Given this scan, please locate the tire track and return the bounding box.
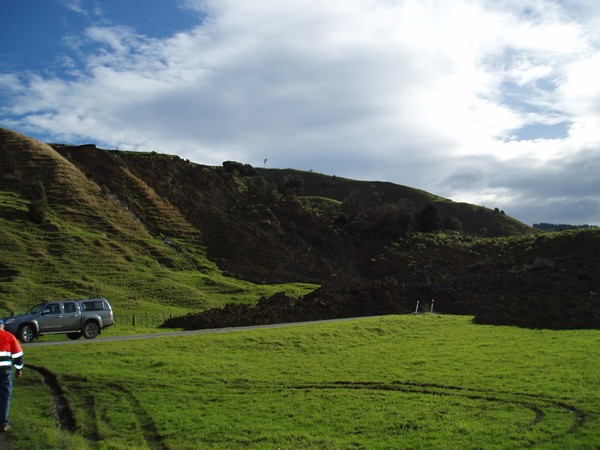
[27,366,168,450]
[27,365,77,432]
[282,380,585,442]
[390,380,586,432]
[23,318,587,448]
[26,365,586,448]
[106,382,169,450]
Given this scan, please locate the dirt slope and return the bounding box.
[1,127,598,329]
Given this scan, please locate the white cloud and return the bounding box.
[559,53,600,142]
[85,26,134,55]
[59,0,85,14]
[2,0,600,224]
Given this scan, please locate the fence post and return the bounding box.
[132,314,136,327]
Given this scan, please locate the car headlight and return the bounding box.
[4,318,14,325]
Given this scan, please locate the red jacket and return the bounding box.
[0,329,24,370]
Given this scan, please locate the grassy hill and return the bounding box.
[0,128,315,316]
[1,127,598,329]
[256,168,532,236]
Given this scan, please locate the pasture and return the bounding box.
[9,314,600,449]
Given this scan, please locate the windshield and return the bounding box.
[27,303,46,314]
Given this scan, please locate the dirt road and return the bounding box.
[24,316,375,347]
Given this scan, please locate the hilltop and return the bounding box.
[1,127,598,329]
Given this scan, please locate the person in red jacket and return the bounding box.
[0,318,24,432]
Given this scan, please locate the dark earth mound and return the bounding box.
[2,128,597,330]
[164,230,600,330]
[54,144,600,330]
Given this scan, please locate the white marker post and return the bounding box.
[414,300,420,315]
[431,299,434,314]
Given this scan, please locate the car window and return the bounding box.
[64,302,77,313]
[28,303,46,314]
[82,301,104,311]
[44,303,60,314]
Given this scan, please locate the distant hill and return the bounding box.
[1,127,598,329]
[533,223,597,232]
[257,168,532,236]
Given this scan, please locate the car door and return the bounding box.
[60,301,82,331]
[37,302,63,331]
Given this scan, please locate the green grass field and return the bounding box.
[7,314,599,449]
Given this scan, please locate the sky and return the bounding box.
[1,0,599,226]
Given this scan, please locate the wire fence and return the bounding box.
[113,312,175,328]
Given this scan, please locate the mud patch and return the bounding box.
[27,365,77,432]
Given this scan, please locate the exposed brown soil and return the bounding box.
[52,142,600,330]
[164,229,600,330]
[1,127,598,330]
[27,365,77,432]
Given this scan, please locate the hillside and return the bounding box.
[0,128,315,316]
[257,168,532,236]
[1,127,598,329]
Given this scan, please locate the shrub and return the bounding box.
[278,174,304,199]
[222,161,258,176]
[341,189,414,236]
[443,215,463,233]
[28,181,47,224]
[415,203,441,232]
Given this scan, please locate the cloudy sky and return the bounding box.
[1,0,600,225]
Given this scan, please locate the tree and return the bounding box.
[222,161,257,176]
[367,200,415,236]
[341,187,383,219]
[415,203,441,232]
[278,174,304,200]
[247,176,277,202]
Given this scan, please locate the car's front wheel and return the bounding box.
[17,324,35,343]
[82,321,99,339]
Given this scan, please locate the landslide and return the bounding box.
[165,229,600,330]
[54,144,533,287]
[3,127,597,329]
[49,140,600,330]
[55,145,355,285]
[0,127,218,313]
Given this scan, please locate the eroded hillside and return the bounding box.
[1,127,598,328]
[0,128,315,314]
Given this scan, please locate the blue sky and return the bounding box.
[1,0,600,226]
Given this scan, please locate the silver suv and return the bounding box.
[3,297,114,343]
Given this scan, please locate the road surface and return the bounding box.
[24,316,382,346]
